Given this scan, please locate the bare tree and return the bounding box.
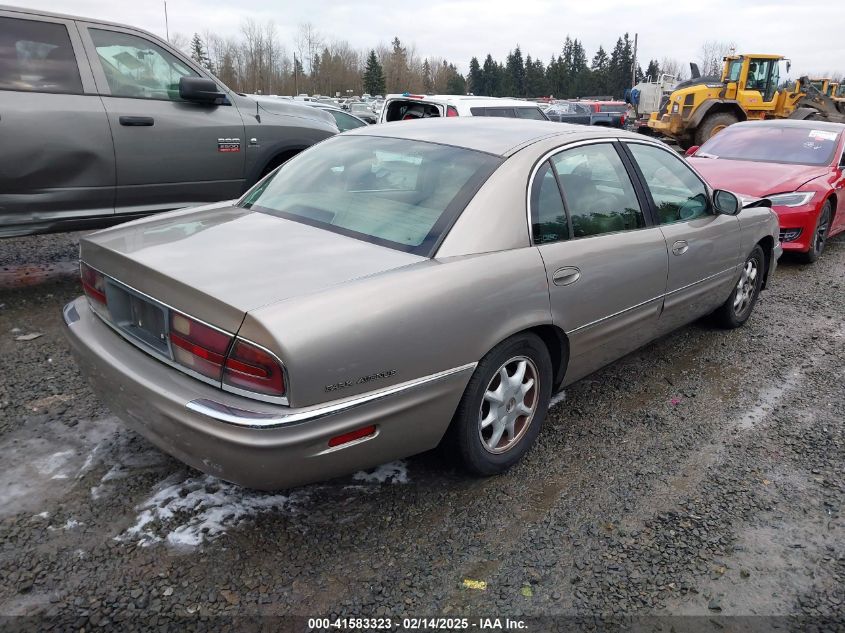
[698,41,736,78]
[296,23,322,76]
[659,57,687,81]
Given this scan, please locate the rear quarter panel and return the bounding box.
[238,248,551,408]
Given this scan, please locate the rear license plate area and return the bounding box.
[105,283,169,356]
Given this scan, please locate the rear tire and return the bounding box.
[797,201,832,264]
[450,333,553,476]
[713,245,766,329]
[695,112,739,146]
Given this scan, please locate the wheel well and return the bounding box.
[757,235,775,289]
[695,102,747,128]
[259,148,303,178]
[826,192,838,226]
[525,324,569,390]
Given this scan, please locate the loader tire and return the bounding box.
[695,112,739,146]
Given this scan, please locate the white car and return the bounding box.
[379,95,549,123]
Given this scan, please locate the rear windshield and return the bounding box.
[598,104,626,113]
[699,125,841,166]
[238,136,501,255]
[384,99,441,121]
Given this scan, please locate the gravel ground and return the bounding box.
[0,231,843,632]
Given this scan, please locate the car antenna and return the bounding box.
[254,100,261,123]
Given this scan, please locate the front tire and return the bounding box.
[713,244,765,329]
[450,333,553,476]
[796,201,832,264]
[695,112,739,146]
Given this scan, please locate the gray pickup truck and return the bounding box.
[0,5,338,237]
[545,100,627,128]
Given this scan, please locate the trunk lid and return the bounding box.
[81,203,425,333]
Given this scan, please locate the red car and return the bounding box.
[687,120,845,263]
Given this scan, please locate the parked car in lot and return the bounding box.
[0,5,338,237]
[305,102,369,132]
[347,101,378,124]
[545,101,594,125]
[578,100,628,127]
[688,120,845,263]
[379,94,548,122]
[64,118,781,490]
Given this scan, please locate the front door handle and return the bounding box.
[119,116,155,126]
[672,240,689,256]
[552,266,581,286]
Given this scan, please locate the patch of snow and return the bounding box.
[48,518,82,531]
[34,512,49,519]
[549,390,566,408]
[118,474,308,548]
[33,450,74,477]
[352,461,409,484]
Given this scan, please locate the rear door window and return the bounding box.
[470,107,516,117]
[515,107,548,120]
[550,143,646,238]
[0,16,82,93]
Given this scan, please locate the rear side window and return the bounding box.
[330,109,366,132]
[530,161,569,244]
[515,107,548,120]
[0,17,82,93]
[550,143,645,238]
[470,107,515,117]
[89,28,197,101]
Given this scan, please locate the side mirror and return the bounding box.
[713,189,741,215]
[684,145,700,157]
[179,76,224,104]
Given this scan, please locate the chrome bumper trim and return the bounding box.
[186,362,477,429]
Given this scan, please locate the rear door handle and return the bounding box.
[552,266,581,286]
[119,116,154,126]
[672,240,689,256]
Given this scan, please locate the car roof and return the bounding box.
[384,95,544,108]
[1,4,144,30]
[732,119,845,133]
[343,117,635,157]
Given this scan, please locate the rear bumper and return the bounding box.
[63,297,473,490]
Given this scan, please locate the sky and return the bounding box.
[15,0,845,78]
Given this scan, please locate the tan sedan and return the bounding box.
[64,118,781,489]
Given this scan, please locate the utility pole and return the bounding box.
[164,0,170,42]
[293,53,299,95]
[632,32,638,87]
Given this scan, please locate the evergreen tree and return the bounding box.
[422,59,434,93]
[505,45,526,97]
[445,63,466,94]
[362,50,386,96]
[467,57,482,95]
[189,33,211,70]
[524,55,547,97]
[645,59,660,80]
[591,45,610,95]
[480,54,499,96]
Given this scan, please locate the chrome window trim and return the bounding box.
[186,362,478,429]
[565,294,664,335]
[526,136,648,245]
[83,263,290,406]
[621,137,715,198]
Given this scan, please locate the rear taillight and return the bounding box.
[80,262,107,306]
[223,339,286,398]
[169,311,233,381]
[620,113,626,126]
[446,106,459,117]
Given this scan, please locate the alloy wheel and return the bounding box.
[814,207,831,255]
[733,259,758,316]
[478,356,539,454]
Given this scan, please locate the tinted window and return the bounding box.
[0,17,82,93]
[697,124,840,166]
[531,161,569,244]
[89,29,198,101]
[239,136,501,255]
[598,104,626,113]
[550,144,645,238]
[471,107,516,117]
[628,143,710,224]
[515,107,548,120]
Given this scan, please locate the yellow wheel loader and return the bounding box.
[647,55,845,149]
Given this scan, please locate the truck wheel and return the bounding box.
[695,112,738,146]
